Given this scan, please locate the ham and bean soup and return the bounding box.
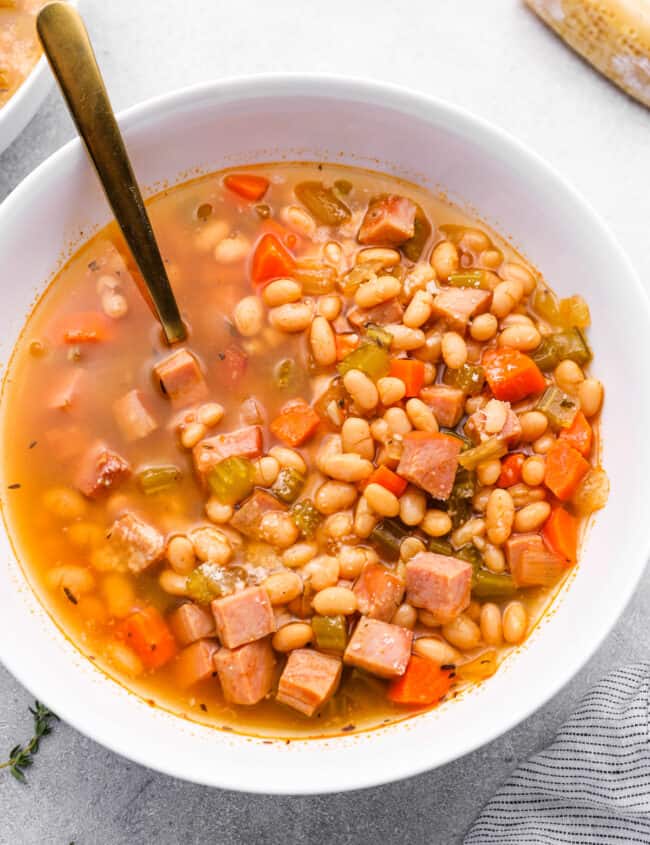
[1,163,608,738]
[0,0,45,108]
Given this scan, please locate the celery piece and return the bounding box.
[295,181,351,225]
[272,467,305,503]
[446,271,485,290]
[365,323,393,349]
[447,469,476,529]
[428,537,454,556]
[471,570,517,599]
[532,285,561,326]
[312,615,347,652]
[334,179,353,195]
[536,385,579,430]
[444,363,485,396]
[208,456,254,505]
[137,465,181,495]
[338,341,390,381]
[458,438,508,471]
[290,498,322,538]
[369,518,410,560]
[456,649,497,682]
[314,377,350,424]
[530,328,592,372]
[402,206,432,262]
[340,260,385,294]
[274,358,298,389]
[294,259,337,295]
[456,544,483,573]
[186,563,247,604]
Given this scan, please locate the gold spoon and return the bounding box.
[37,2,186,345]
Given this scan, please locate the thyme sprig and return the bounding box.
[0,701,58,783]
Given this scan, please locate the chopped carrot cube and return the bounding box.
[59,312,112,344]
[543,506,579,563]
[270,399,321,447]
[335,333,360,361]
[544,440,590,501]
[497,453,525,488]
[389,359,425,397]
[387,655,454,706]
[224,173,269,202]
[482,348,546,402]
[117,606,177,670]
[250,234,295,288]
[559,410,593,457]
[364,465,407,497]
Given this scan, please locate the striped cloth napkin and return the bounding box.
[464,663,650,844]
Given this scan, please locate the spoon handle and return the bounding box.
[37,2,186,345]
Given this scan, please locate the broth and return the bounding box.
[1,163,606,738]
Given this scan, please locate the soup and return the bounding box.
[0,0,45,109]
[1,163,608,738]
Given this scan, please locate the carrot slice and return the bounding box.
[365,465,408,497]
[544,440,590,501]
[270,399,320,447]
[59,312,112,344]
[387,655,454,706]
[389,359,425,397]
[497,453,525,488]
[482,348,546,402]
[543,505,579,563]
[117,606,177,670]
[224,173,269,202]
[250,234,295,288]
[335,333,360,361]
[559,410,593,457]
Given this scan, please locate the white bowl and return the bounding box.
[0,75,648,794]
[0,0,77,154]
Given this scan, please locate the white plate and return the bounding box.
[0,75,648,794]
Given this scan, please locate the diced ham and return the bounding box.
[465,399,522,445]
[358,195,417,246]
[112,389,158,442]
[214,638,275,705]
[215,343,248,388]
[347,299,404,329]
[276,649,342,716]
[153,348,208,407]
[420,385,465,428]
[174,639,220,689]
[75,440,131,498]
[211,586,275,649]
[353,564,405,622]
[406,552,472,624]
[106,512,165,574]
[47,368,85,411]
[344,617,413,678]
[506,533,565,587]
[168,602,216,646]
[193,425,263,483]
[397,431,461,500]
[431,288,492,332]
[229,489,287,539]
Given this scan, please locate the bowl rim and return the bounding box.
[0,0,79,153]
[1,72,649,793]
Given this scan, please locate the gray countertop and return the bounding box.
[1,1,648,842]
